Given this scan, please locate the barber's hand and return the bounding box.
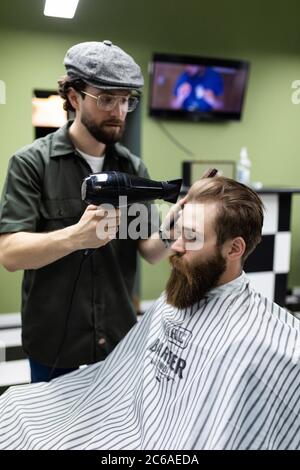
[159,168,218,244]
[160,195,188,242]
[70,205,120,250]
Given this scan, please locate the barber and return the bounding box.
[0,41,178,382]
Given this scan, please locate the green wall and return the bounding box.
[0,4,300,312]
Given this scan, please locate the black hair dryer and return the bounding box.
[81,171,182,256]
[81,171,182,207]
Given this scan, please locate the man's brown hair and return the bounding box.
[187,176,264,262]
[57,75,87,112]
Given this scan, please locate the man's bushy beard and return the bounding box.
[81,113,125,144]
[166,248,227,309]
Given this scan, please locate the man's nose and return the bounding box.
[110,100,124,118]
[171,236,186,254]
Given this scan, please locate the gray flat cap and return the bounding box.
[64,40,144,91]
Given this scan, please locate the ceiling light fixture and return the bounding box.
[44,0,80,19]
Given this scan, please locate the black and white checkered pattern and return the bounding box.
[244,191,292,306]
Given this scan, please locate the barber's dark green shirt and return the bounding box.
[0,122,158,367]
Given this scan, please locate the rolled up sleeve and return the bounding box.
[0,154,42,233]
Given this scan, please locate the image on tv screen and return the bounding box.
[149,54,249,121]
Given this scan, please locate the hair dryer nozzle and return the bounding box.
[162,179,183,203]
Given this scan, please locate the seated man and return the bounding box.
[0,177,299,450]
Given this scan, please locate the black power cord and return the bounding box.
[156,121,195,157]
[48,252,90,380]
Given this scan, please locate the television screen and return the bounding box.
[149,53,250,121]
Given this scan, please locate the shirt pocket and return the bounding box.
[39,198,85,230]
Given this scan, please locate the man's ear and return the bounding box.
[224,237,246,261]
[67,88,80,111]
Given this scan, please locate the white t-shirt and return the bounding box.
[76,148,105,173]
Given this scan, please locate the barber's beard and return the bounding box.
[166,249,227,309]
[81,113,125,144]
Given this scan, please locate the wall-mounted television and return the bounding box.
[148,53,250,122]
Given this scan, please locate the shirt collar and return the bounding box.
[49,120,76,158]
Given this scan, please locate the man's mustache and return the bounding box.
[169,254,191,279]
[102,120,124,126]
[169,253,184,267]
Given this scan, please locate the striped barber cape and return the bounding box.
[0,272,299,450]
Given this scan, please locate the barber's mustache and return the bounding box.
[102,120,124,126]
